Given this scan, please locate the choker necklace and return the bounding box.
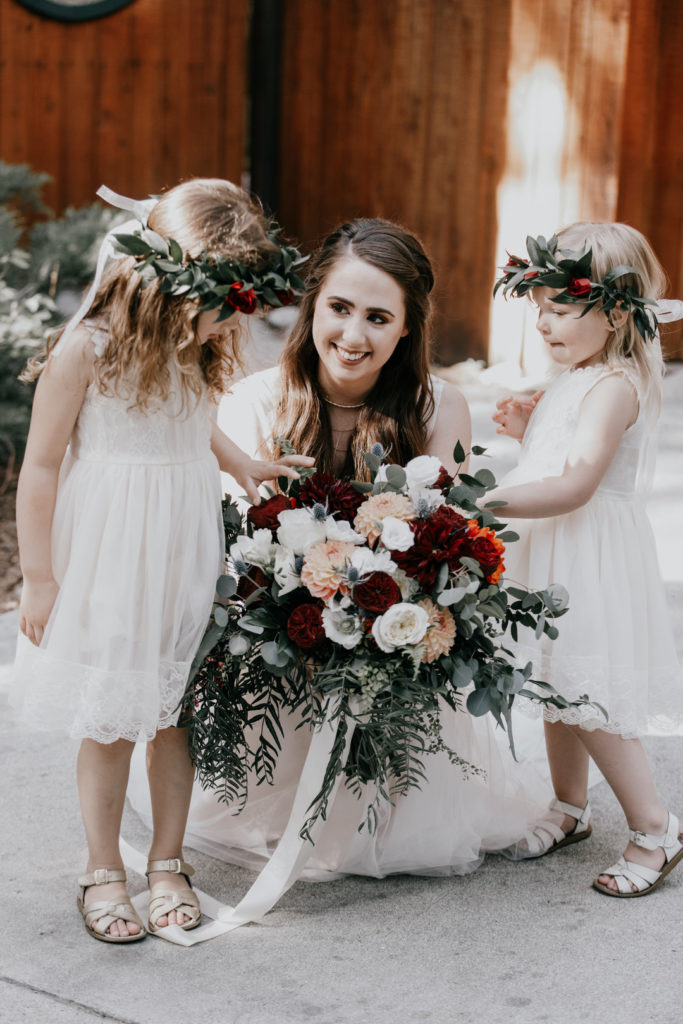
[322,395,366,409]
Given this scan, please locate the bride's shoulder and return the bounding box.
[224,365,282,404]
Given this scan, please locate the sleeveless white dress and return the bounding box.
[501,364,683,738]
[10,324,224,743]
[125,366,554,879]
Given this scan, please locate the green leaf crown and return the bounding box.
[111,225,309,322]
[494,234,658,342]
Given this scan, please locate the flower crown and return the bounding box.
[112,225,309,322]
[493,234,658,342]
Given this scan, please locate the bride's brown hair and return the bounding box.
[272,218,435,478]
[24,178,277,409]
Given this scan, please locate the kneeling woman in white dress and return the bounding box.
[130,217,552,879]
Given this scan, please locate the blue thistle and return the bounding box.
[311,502,328,521]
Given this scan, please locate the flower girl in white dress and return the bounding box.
[490,222,683,896]
[12,179,311,942]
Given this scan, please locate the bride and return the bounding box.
[129,217,552,878]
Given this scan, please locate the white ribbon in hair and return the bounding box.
[51,186,158,356]
[654,299,683,323]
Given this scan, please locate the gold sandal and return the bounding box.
[146,858,201,933]
[77,868,147,943]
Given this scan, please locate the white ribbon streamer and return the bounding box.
[51,185,157,356]
[121,700,356,945]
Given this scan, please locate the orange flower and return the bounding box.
[466,520,506,584]
[418,597,457,663]
[300,540,357,601]
[353,493,415,546]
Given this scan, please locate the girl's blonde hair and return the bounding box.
[24,178,277,408]
[556,221,666,411]
[271,218,435,480]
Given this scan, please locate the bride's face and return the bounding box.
[311,256,408,400]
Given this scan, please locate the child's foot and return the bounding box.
[593,812,683,897]
[78,868,146,942]
[146,858,201,932]
[506,798,591,859]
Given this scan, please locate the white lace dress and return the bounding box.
[501,365,683,738]
[10,326,224,743]
[127,366,554,879]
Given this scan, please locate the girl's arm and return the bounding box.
[17,333,93,644]
[209,420,314,504]
[425,381,472,474]
[486,373,638,519]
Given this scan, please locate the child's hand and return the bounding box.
[19,578,59,646]
[492,392,543,440]
[236,454,316,505]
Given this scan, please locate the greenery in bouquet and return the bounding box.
[184,443,594,837]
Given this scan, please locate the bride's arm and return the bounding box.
[424,381,472,474]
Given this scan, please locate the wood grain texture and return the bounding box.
[0,0,249,211]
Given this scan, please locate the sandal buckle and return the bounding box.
[631,829,648,848]
[167,858,182,874]
[93,868,111,884]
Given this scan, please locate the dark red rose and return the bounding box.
[435,465,454,494]
[247,493,293,533]
[505,254,526,268]
[353,572,402,615]
[392,506,469,589]
[523,270,538,280]
[237,566,270,600]
[567,277,592,297]
[286,603,326,650]
[300,472,365,522]
[276,289,295,306]
[226,282,258,314]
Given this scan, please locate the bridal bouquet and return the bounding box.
[184,444,587,835]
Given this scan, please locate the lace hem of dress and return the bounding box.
[512,642,683,738]
[11,641,190,744]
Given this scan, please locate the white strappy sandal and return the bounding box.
[147,858,201,933]
[507,798,592,859]
[592,811,683,898]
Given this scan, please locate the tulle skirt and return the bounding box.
[128,700,554,879]
[503,490,683,738]
[10,450,224,743]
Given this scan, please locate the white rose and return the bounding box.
[276,508,327,555]
[404,455,442,490]
[380,516,415,552]
[371,602,429,652]
[325,518,365,544]
[349,547,397,578]
[322,605,363,649]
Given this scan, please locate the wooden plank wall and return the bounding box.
[0,0,249,212]
[278,0,683,363]
[278,0,511,364]
[1,0,681,360]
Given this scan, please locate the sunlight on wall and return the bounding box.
[488,60,578,387]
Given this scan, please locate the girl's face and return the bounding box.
[195,309,243,345]
[312,256,409,400]
[534,288,613,368]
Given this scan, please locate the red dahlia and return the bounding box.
[237,566,270,600]
[300,472,365,522]
[391,506,469,589]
